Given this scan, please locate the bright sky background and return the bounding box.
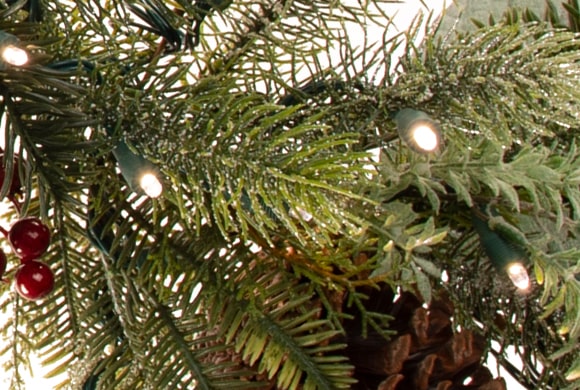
[0,1,529,389]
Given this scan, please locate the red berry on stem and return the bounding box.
[9,217,51,261]
[14,260,54,301]
[14,260,54,300]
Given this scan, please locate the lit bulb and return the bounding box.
[395,108,442,153]
[1,45,28,66]
[139,173,163,198]
[103,343,115,356]
[139,173,162,198]
[411,125,439,152]
[506,262,530,291]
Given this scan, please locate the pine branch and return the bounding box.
[208,261,356,389]
[389,21,580,147]
[3,1,580,389]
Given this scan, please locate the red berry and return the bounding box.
[8,217,51,261]
[14,260,54,300]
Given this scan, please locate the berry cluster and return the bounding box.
[0,154,54,301]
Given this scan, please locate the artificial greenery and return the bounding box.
[0,0,579,389]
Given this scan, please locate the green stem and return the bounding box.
[155,303,213,390]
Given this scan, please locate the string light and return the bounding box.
[471,207,531,292]
[408,124,439,151]
[139,173,163,198]
[506,262,531,291]
[0,31,28,69]
[112,141,163,198]
[1,45,28,66]
[395,108,442,153]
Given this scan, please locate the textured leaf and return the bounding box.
[540,285,567,320]
[413,256,442,279]
[565,357,580,382]
[411,262,432,303]
[446,170,473,206]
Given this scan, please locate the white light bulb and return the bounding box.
[139,173,162,198]
[1,45,29,66]
[411,125,439,152]
[507,262,530,291]
[103,343,115,356]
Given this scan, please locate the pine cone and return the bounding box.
[344,285,507,390]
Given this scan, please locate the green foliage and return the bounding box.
[208,262,355,389]
[1,0,580,389]
[373,7,580,387]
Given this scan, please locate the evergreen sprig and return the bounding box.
[2,0,580,389]
[372,11,580,387]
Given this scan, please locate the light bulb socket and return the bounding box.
[47,59,103,85]
[395,108,442,153]
[472,208,530,290]
[112,141,162,197]
[471,209,526,268]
